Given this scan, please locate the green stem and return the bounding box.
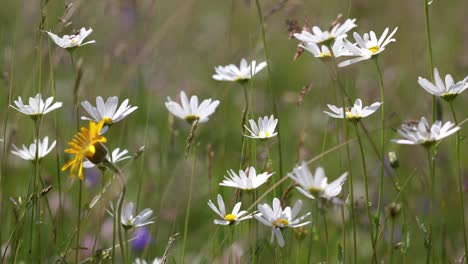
[449,102,468,259]
[181,141,197,263]
[373,58,385,245]
[75,180,82,263]
[425,147,435,264]
[423,0,436,122]
[390,218,395,264]
[321,207,329,263]
[341,205,346,263]
[354,123,377,263]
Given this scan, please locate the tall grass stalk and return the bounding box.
[373,57,386,246]
[449,102,468,259]
[75,181,83,263]
[423,0,436,122]
[354,123,377,262]
[425,146,435,263]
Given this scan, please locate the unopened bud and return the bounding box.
[388,151,399,169]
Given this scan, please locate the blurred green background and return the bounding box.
[1,0,468,263]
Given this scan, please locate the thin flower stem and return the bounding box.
[354,123,377,263]
[426,147,435,264]
[449,102,468,259]
[341,205,347,263]
[125,229,129,263]
[181,140,198,264]
[112,199,117,264]
[423,0,436,122]
[320,207,329,263]
[75,180,83,263]
[344,119,357,264]
[373,57,385,244]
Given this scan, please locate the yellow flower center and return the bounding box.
[85,144,96,158]
[319,51,332,57]
[102,117,113,124]
[224,213,237,223]
[308,186,324,196]
[368,46,379,54]
[274,218,289,227]
[184,114,200,124]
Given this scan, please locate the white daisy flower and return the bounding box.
[212,58,267,82]
[418,68,468,101]
[300,38,351,59]
[207,194,252,225]
[219,167,273,191]
[81,96,138,126]
[254,198,311,247]
[11,136,56,162]
[165,91,220,124]
[293,18,357,45]
[288,161,347,200]
[46,27,95,49]
[391,117,460,146]
[324,99,381,121]
[83,148,131,168]
[108,202,154,230]
[11,93,62,117]
[339,27,398,67]
[133,258,162,264]
[244,115,278,139]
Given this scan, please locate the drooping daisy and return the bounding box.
[219,167,273,191]
[324,99,381,122]
[46,27,95,49]
[62,120,108,180]
[207,194,252,225]
[299,38,351,60]
[288,161,347,200]
[339,27,398,67]
[11,93,62,117]
[81,96,138,126]
[11,136,56,162]
[391,117,460,147]
[83,148,131,168]
[212,58,267,82]
[165,91,220,124]
[255,198,311,247]
[244,115,278,139]
[418,68,468,102]
[119,202,155,230]
[293,18,357,45]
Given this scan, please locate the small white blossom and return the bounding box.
[300,38,351,59]
[244,115,278,139]
[391,117,460,146]
[165,91,220,124]
[208,194,252,225]
[219,167,273,190]
[11,136,56,162]
[255,198,311,247]
[81,96,138,125]
[11,93,62,117]
[339,27,398,67]
[46,27,95,49]
[108,202,154,230]
[324,99,381,121]
[133,258,162,264]
[418,68,468,101]
[288,161,347,200]
[293,18,357,45]
[212,58,267,82]
[83,148,131,168]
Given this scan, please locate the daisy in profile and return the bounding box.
[293,18,357,45]
[418,68,468,102]
[324,99,381,122]
[83,148,131,168]
[11,136,56,162]
[165,91,220,124]
[133,258,162,264]
[288,161,347,200]
[46,27,95,49]
[208,194,252,225]
[255,198,311,247]
[391,117,460,147]
[300,38,351,60]
[81,96,138,126]
[11,93,62,117]
[339,27,398,67]
[219,167,273,191]
[119,202,155,230]
[244,115,278,139]
[62,120,108,180]
[212,58,267,82]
